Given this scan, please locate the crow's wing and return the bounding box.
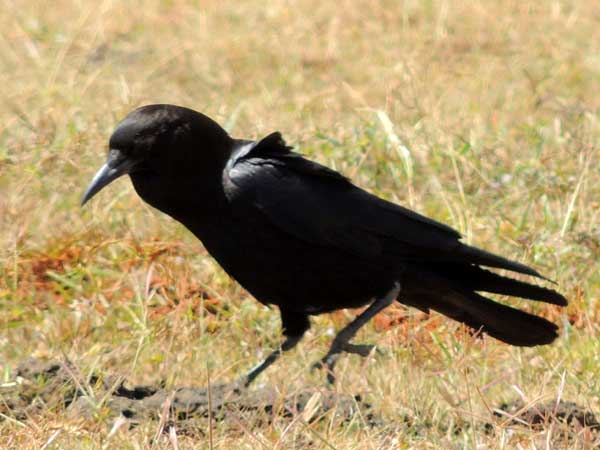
[223,133,462,261]
[223,133,545,278]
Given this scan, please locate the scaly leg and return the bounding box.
[312,282,401,384]
[239,309,310,387]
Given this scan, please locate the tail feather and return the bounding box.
[456,244,551,281]
[438,264,567,306]
[418,289,559,346]
[402,268,565,347]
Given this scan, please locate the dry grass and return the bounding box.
[1,0,600,448]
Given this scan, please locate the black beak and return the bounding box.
[81,150,140,206]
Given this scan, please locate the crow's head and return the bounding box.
[82,104,231,206]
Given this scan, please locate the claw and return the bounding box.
[310,355,338,385]
[310,360,323,373]
[310,352,337,372]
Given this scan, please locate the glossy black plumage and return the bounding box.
[83,104,567,385]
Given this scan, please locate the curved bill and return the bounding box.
[81,157,139,206]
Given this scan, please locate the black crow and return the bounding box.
[82,104,567,385]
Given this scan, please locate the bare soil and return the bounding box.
[2,358,598,439]
[1,358,383,433]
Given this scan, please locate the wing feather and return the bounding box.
[223,134,462,260]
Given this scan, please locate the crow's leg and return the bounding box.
[239,310,309,387]
[240,335,302,387]
[312,282,401,384]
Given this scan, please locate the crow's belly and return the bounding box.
[200,227,399,314]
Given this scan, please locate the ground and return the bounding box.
[1,1,599,448]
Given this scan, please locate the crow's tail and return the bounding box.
[401,266,566,346]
